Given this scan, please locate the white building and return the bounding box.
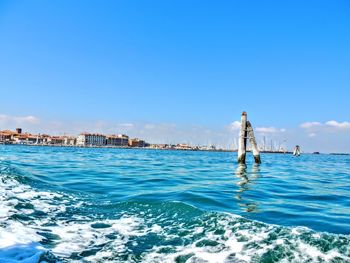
[77,133,106,146]
[63,136,76,146]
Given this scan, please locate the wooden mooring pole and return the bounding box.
[246,121,261,164]
[237,111,261,165]
[237,112,247,164]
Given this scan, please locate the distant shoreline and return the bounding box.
[0,142,233,153]
[0,143,308,154]
[1,142,349,155]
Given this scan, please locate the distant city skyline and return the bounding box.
[1,113,349,153]
[1,1,349,152]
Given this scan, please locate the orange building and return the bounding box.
[128,138,145,147]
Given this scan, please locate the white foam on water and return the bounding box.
[0,221,42,248]
[193,226,204,234]
[81,217,166,262]
[276,238,284,245]
[51,216,148,257]
[295,242,345,262]
[110,216,144,236]
[0,199,18,219]
[141,214,350,263]
[0,219,46,263]
[149,223,162,233]
[0,173,71,262]
[0,171,161,262]
[1,169,350,263]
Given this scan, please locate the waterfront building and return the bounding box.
[106,134,129,147]
[77,133,106,146]
[13,133,37,144]
[40,134,51,145]
[34,135,45,144]
[0,130,17,142]
[175,143,192,150]
[0,128,40,144]
[63,136,76,146]
[128,138,145,147]
[49,136,65,145]
[1,128,151,149]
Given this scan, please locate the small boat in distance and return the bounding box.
[293,145,301,156]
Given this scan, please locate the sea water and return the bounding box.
[0,145,349,262]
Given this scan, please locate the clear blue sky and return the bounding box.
[0,1,349,151]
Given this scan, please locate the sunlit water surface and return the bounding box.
[0,145,349,262]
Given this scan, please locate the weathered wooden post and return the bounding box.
[246,121,261,164]
[236,111,262,165]
[237,111,247,164]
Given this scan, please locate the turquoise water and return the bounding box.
[0,145,349,262]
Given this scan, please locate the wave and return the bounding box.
[0,162,349,263]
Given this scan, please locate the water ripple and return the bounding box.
[1,145,350,262]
